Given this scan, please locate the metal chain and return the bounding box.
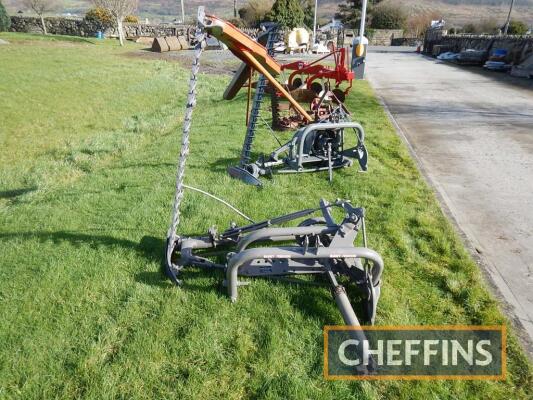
[167,25,205,241]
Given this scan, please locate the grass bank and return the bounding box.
[0,33,531,399]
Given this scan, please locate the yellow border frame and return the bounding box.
[323,325,507,380]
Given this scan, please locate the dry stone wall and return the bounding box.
[424,30,533,64]
[10,16,192,38]
[367,29,404,46]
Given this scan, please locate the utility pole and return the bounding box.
[503,0,515,35]
[358,0,368,44]
[312,0,318,44]
[352,0,369,80]
[234,0,237,18]
[180,0,185,24]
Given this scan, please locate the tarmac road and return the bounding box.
[366,47,533,355]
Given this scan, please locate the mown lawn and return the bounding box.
[0,33,531,399]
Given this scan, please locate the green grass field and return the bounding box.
[0,33,531,399]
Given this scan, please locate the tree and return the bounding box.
[301,0,314,29]
[460,19,500,35]
[228,17,246,28]
[461,22,477,34]
[370,4,406,30]
[477,18,499,34]
[92,0,138,46]
[0,0,11,32]
[266,0,304,29]
[407,10,441,38]
[123,14,138,23]
[23,0,60,34]
[336,0,382,29]
[238,0,273,27]
[507,19,528,35]
[85,6,114,29]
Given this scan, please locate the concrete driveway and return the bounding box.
[366,47,533,354]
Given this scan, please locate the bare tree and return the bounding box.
[407,10,441,38]
[92,0,138,46]
[23,0,60,34]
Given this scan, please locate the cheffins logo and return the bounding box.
[324,325,506,380]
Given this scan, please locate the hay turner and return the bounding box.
[165,8,384,337]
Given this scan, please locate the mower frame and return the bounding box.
[166,199,384,325]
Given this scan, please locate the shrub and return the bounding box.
[85,7,114,28]
[238,0,273,27]
[336,1,383,29]
[407,10,441,38]
[507,20,528,35]
[124,15,139,23]
[0,0,10,32]
[371,4,407,30]
[460,19,500,35]
[266,0,305,29]
[228,17,246,28]
[478,18,499,34]
[461,22,477,34]
[301,0,314,29]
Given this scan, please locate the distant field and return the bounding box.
[0,33,531,399]
[6,0,533,25]
[382,0,533,26]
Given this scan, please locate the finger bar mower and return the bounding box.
[166,198,384,326]
[229,120,368,186]
[198,13,368,186]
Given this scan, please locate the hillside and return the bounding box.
[382,0,533,26]
[4,0,533,27]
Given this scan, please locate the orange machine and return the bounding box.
[197,11,366,186]
[201,14,313,122]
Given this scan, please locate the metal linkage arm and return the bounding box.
[226,246,384,302]
[221,203,335,239]
[236,225,338,252]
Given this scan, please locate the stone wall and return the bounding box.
[423,27,447,54]
[424,30,533,64]
[9,16,403,48]
[110,24,190,38]
[9,16,261,40]
[367,29,404,46]
[10,16,100,36]
[391,37,420,47]
[9,16,194,38]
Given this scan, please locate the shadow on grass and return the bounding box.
[134,270,172,288]
[0,230,370,322]
[0,230,169,285]
[1,32,97,44]
[288,281,369,326]
[0,187,37,199]
[110,161,176,170]
[207,156,255,173]
[0,230,161,258]
[0,230,225,292]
